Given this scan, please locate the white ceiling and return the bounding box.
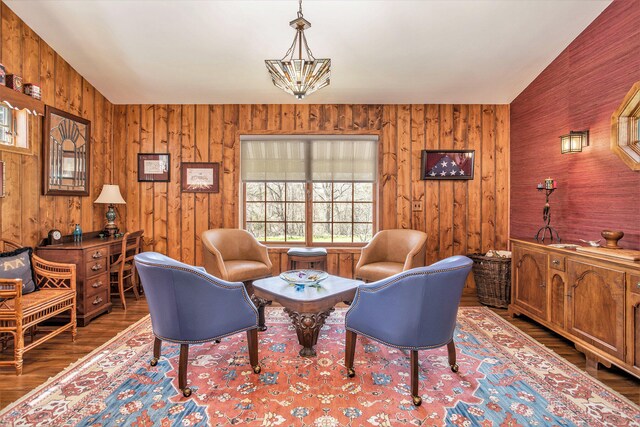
[6,0,611,105]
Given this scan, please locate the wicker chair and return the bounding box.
[0,239,76,375]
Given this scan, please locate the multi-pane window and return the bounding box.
[241,136,377,246]
[0,105,29,153]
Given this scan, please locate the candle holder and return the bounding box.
[534,187,561,242]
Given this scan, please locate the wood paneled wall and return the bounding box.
[0,3,114,247]
[511,0,640,248]
[113,104,509,279]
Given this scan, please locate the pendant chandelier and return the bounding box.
[265,0,331,100]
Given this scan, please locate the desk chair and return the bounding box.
[110,231,143,310]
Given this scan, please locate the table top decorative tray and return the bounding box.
[280,270,328,286]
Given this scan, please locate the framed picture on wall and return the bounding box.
[43,106,91,196]
[138,153,170,182]
[181,162,219,193]
[420,150,475,180]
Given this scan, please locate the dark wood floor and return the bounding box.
[1,291,638,410]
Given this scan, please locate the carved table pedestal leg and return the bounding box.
[284,307,334,357]
[251,295,272,332]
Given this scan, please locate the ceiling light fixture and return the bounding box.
[265,0,331,100]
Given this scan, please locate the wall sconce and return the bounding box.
[560,130,589,154]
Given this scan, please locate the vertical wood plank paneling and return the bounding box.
[467,105,483,254]
[209,106,224,230]
[67,68,83,232]
[166,105,182,259]
[410,105,426,237]
[79,80,95,232]
[37,40,56,238]
[396,105,411,229]
[425,105,440,264]
[452,105,469,257]
[153,105,168,253]
[295,104,309,131]
[92,92,106,231]
[124,105,141,234]
[481,105,496,253]
[0,6,114,247]
[139,105,154,250]
[308,104,320,130]
[180,105,195,265]
[194,105,210,266]
[380,105,397,230]
[439,104,454,259]
[20,25,40,246]
[111,106,127,229]
[281,104,295,131]
[222,105,238,228]
[153,105,168,254]
[495,105,510,249]
[53,54,71,233]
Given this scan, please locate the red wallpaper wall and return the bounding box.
[510,0,640,249]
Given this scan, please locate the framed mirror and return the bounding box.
[43,106,91,195]
[611,81,640,171]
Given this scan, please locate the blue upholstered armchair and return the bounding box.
[134,252,261,397]
[344,255,473,406]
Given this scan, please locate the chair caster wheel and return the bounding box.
[214,339,221,344]
[150,358,158,367]
[253,365,261,374]
[182,387,192,397]
[347,367,355,378]
[412,395,422,406]
[450,363,459,373]
[258,325,268,332]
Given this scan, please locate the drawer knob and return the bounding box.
[552,260,560,265]
[92,296,103,305]
[92,252,103,259]
[92,281,103,288]
[91,264,103,271]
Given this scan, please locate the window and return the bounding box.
[0,105,28,154]
[241,136,378,245]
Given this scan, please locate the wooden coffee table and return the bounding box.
[252,274,362,357]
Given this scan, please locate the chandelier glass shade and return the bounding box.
[265,1,331,100]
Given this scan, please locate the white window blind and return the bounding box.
[241,136,378,182]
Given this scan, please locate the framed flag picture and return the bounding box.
[420,150,475,180]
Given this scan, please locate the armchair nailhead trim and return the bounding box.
[135,259,260,324]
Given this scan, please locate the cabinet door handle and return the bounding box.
[552,260,560,265]
[92,296,103,305]
[92,251,103,259]
[91,281,103,288]
[91,264,103,271]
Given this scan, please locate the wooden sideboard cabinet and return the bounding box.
[509,238,640,379]
[36,231,143,326]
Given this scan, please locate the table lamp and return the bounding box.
[94,184,126,236]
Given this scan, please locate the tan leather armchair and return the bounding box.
[355,229,428,282]
[202,229,273,283]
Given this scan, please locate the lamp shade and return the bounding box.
[94,184,126,204]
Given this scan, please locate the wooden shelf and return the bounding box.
[0,83,44,115]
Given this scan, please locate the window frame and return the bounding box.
[242,180,377,248]
[240,133,380,247]
[0,106,31,156]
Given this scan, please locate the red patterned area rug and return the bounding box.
[1,307,638,426]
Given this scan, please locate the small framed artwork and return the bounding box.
[0,160,5,197]
[138,153,170,182]
[420,150,475,180]
[43,106,91,196]
[181,162,219,193]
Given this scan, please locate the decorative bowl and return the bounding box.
[279,270,328,286]
[601,230,624,249]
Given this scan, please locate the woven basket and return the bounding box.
[468,253,512,308]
